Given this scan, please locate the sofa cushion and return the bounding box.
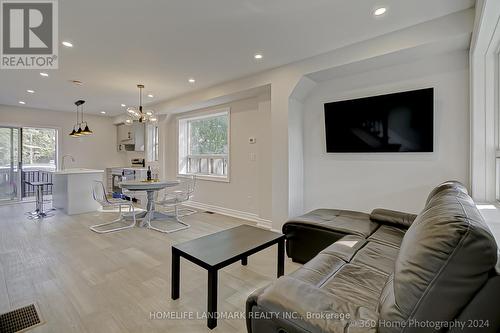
[367,225,405,249]
[378,188,498,333]
[320,235,367,262]
[287,209,379,238]
[289,251,346,286]
[289,235,366,285]
[321,262,389,309]
[249,276,379,333]
[351,241,399,275]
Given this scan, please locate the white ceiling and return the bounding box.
[0,0,474,116]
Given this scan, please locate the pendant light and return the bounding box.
[79,100,93,135]
[75,100,83,136]
[126,84,157,123]
[69,100,80,137]
[69,100,93,137]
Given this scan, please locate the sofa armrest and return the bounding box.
[370,208,417,229]
[246,287,266,333]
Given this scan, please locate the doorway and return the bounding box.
[0,126,57,203]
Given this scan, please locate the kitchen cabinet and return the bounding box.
[117,122,145,152]
[117,124,132,143]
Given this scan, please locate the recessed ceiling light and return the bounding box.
[121,104,126,107]
[373,7,387,16]
[27,89,35,93]
[188,78,196,83]
[40,72,49,77]
[147,94,154,98]
[19,101,26,104]
[100,111,106,114]
[62,41,73,47]
[69,79,83,86]
[254,54,263,60]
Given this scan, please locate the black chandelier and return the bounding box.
[69,100,93,137]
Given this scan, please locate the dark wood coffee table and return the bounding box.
[171,225,285,329]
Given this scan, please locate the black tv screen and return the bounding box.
[324,88,434,153]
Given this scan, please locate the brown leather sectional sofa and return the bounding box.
[246,181,500,333]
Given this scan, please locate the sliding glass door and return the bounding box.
[0,127,21,202]
[21,127,57,199]
[0,126,57,203]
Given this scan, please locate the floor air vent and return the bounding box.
[0,304,43,333]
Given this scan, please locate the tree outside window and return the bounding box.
[178,109,229,180]
[22,127,56,170]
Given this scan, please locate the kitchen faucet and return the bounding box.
[61,155,75,170]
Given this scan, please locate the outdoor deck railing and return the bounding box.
[22,169,53,197]
[0,168,53,198]
[186,154,228,177]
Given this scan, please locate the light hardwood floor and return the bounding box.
[0,202,299,333]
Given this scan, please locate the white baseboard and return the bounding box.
[184,200,273,229]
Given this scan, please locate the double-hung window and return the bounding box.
[178,109,229,181]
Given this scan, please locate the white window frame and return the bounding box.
[0,121,61,169]
[177,108,230,182]
[146,124,159,162]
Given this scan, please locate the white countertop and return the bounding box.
[54,168,105,175]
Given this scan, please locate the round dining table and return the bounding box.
[119,179,190,233]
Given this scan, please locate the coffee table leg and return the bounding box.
[171,249,180,300]
[241,257,247,266]
[277,238,285,278]
[207,269,218,329]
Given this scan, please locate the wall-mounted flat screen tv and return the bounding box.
[324,88,434,153]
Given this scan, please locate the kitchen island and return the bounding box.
[53,168,104,215]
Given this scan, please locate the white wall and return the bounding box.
[151,10,473,229]
[165,95,272,223]
[0,105,124,170]
[288,98,304,217]
[302,51,470,214]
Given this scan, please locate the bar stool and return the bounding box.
[25,181,55,219]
